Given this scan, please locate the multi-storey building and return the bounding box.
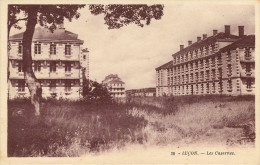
[102,74,125,98]
[156,25,255,96]
[126,88,156,97]
[8,26,87,99]
[81,48,90,80]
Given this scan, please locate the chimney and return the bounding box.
[203,34,207,39]
[213,30,218,35]
[225,25,230,35]
[238,26,244,37]
[197,37,201,42]
[180,45,184,50]
[188,40,192,45]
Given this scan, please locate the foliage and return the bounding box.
[82,79,112,103]
[89,4,164,29]
[8,5,85,32]
[8,99,147,156]
[8,96,255,156]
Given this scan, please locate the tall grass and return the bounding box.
[8,95,255,157]
[8,99,147,156]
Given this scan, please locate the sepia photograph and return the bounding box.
[0,0,259,164]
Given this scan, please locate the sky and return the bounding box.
[10,3,255,90]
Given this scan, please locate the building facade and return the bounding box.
[126,88,156,97]
[8,26,87,99]
[156,25,255,96]
[102,74,125,98]
[81,48,90,80]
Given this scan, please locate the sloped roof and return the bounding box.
[9,27,84,43]
[218,35,255,53]
[107,80,125,84]
[155,60,173,70]
[172,32,239,57]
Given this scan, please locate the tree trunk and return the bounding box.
[22,7,42,116]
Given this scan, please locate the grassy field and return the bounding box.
[8,95,255,157]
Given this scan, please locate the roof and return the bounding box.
[172,32,239,57]
[218,35,255,53]
[107,80,125,84]
[9,27,84,43]
[155,60,173,70]
[126,87,156,93]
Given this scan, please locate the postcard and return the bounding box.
[0,0,259,164]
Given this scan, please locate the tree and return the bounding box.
[8,5,85,116]
[89,4,164,29]
[82,79,112,104]
[8,4,164,115]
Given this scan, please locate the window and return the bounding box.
[228,80,232,92]
[206,83,209,93]
[18,43,23,54]
[50,62,56,72]
[65,45,71,55]
[227,52,232,61]
[211,57,215,65]
[217,55,222,64]
[195,72,199,81]
[50,80,56,91]
[200,71,204,81]
[18,63,24,72]
[227,64,232,76]
[50,44,56,55]
[34,44,41,54]
[190,73,194,82]
[245,48,250,58]
[212,83,216,93]
[218,68,222,78]
[206,59,209,67]
[246,64,251,73]
[211,44,215,52]
[246,79,252,89]
[206,70,210,80]
[200,59,204,67]
[195,61,198,69]
[18,81,25,92]
[212,69,216,79]
[65,81,71,92]
[65,62,71,72]
[83,55,86,60]
[34,61,41,72]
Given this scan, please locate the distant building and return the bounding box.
[156,25,255,96]
[126,88,156,97]
[8,26,87,99]
[102,74,125,98]
[81,48,90,80]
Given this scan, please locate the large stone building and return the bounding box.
[8,26,88,99]
[102,74,125,98]
[126,88,156,97]
[156,25,255,96]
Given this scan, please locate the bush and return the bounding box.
[82,79,112,104]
